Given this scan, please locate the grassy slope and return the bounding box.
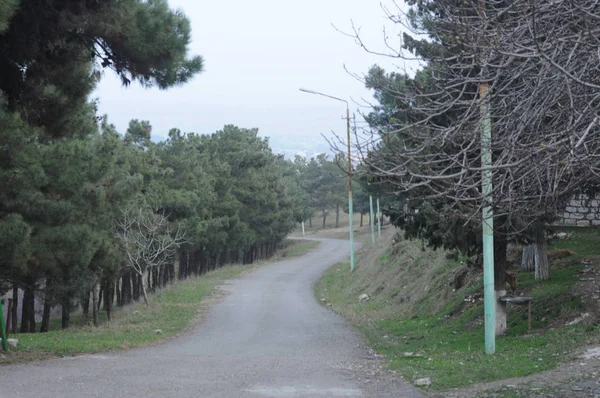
[315,226,600,391]
[2,239,320,365]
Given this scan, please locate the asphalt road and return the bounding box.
[0,238,422,398]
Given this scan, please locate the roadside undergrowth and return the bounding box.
[315,226,600,392]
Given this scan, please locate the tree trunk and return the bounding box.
[92,284,99,327]
[116,277,122,307]
[82,290,90,324]
[40,295,51,333]
[11,284,18,334]
[521,244,535,271]
[147,270,152,293]
[309,217,312,228]
[534,242,550,281]
[322,209,327,228]
[105,279,113,321]
[494,227,508,336]
[360,213,364,227]
[335,204,340,228]
[97,284,103,312]
[157,264,164,288]
[178,251,187,280]
[132,273,140,301]
[20,286,35,333]
[61,301,70,330]
[141,271,149,306]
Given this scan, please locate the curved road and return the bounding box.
[1,239,421,397]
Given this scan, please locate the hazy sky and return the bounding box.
[94,0,412,153]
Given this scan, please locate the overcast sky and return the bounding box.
[94,0,414,154]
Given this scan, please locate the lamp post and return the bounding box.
[299,88,355,271]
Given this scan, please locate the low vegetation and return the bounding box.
[316,226,600,392]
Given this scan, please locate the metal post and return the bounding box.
[481,81,495,355]
[369,195,375,244]
[301,221,305,236]
[0,299,8,351]
[377,197,381,238]
[346,107,355,271]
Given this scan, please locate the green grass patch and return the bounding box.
[316,228,600,391]
[3,239,320,364]
[7,266,246,361]
[280,239,320,258]
[550,227,600,257]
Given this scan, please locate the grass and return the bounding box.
[278,239,320,258]
[315,227,600,391]
[295,210,363,232]
[550,226,600,257]
[2,239,320,365]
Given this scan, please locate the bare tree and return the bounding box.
[116,208,186,305]
[330,0,600,334]
[347,0,600,219]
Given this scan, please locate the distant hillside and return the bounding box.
[267,135,333,159]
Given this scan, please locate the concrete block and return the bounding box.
[0,338,18,348]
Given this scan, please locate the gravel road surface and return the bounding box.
[0,238,422,398]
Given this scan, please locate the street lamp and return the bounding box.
[299,88,355,271]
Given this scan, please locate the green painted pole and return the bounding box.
[377,197,381,238]
[369,195,375,244]
[301,221,305,236]
[0,299,8,352]
[346,107,355,271]
[481,81,495,355]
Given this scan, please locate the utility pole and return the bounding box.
[479,0,495,355]
[300,88,355,271]
[369,195,375,244]
[377,197,381,238]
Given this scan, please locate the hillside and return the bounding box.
[315,225,600,397]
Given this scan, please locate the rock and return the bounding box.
[1,338,18,348]
[359,294,370,303]
[132,310,140,315]
[556,232,569,239]
[414,378,431,387]
[567,313,590,326]
[580,347,600,359]
[572,386,584,391]
[155,329,163,335]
